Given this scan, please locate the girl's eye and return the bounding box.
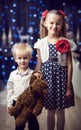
[56,23,60,25]
[50,22,54,24]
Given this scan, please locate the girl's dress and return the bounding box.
[42,43,75,110]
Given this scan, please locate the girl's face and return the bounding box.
[45,13,63,37]
[15,50,30,70]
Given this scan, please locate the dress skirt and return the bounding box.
[41,43,75,110]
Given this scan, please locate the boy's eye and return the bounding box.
[24,56,29,59]
[18,57,22,59]
[17,56,29,60]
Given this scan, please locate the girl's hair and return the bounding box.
[11,43,33,59]
[40,10,67,39]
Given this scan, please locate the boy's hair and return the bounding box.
[11,43,33,59]
[40,10,67,39]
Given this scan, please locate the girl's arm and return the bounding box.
[35,49,42,71]
[66,51,73,99]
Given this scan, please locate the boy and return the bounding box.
[7,43,39,130]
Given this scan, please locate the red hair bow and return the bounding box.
[42,10,48,18]
[59,10,66,18]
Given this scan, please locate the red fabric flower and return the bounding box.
[56,39,70,53]
[42,10,48,18]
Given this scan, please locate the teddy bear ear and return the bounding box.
[30,75,37,84]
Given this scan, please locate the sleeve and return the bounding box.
[7,73,14,108]
[69,40,77,51]
[34,39,41,49]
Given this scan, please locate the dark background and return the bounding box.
[0,0,81,83]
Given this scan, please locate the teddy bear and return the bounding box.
[9,70,47,126]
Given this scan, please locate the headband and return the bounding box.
[42,10,48,18]
[58,10,66,18]
[42,10,66,19]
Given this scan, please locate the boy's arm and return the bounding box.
[7,74,14,109]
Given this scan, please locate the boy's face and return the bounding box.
[15,51,30,70]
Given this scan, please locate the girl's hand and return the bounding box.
[66,88,72,100]
[34,71,42,79]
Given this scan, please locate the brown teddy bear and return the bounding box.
[9,70,47,126]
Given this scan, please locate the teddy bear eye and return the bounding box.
[30,86,32,90]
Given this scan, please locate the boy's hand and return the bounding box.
[7,107,13,114]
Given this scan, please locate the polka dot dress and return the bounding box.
[42,43,75,110]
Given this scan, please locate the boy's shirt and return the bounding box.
[7,67,33,108]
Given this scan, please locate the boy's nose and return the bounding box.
[21,58,24,61]
[53,23,57,28]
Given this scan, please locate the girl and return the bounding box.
[34,10,76,130]
[7,43,39,130]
